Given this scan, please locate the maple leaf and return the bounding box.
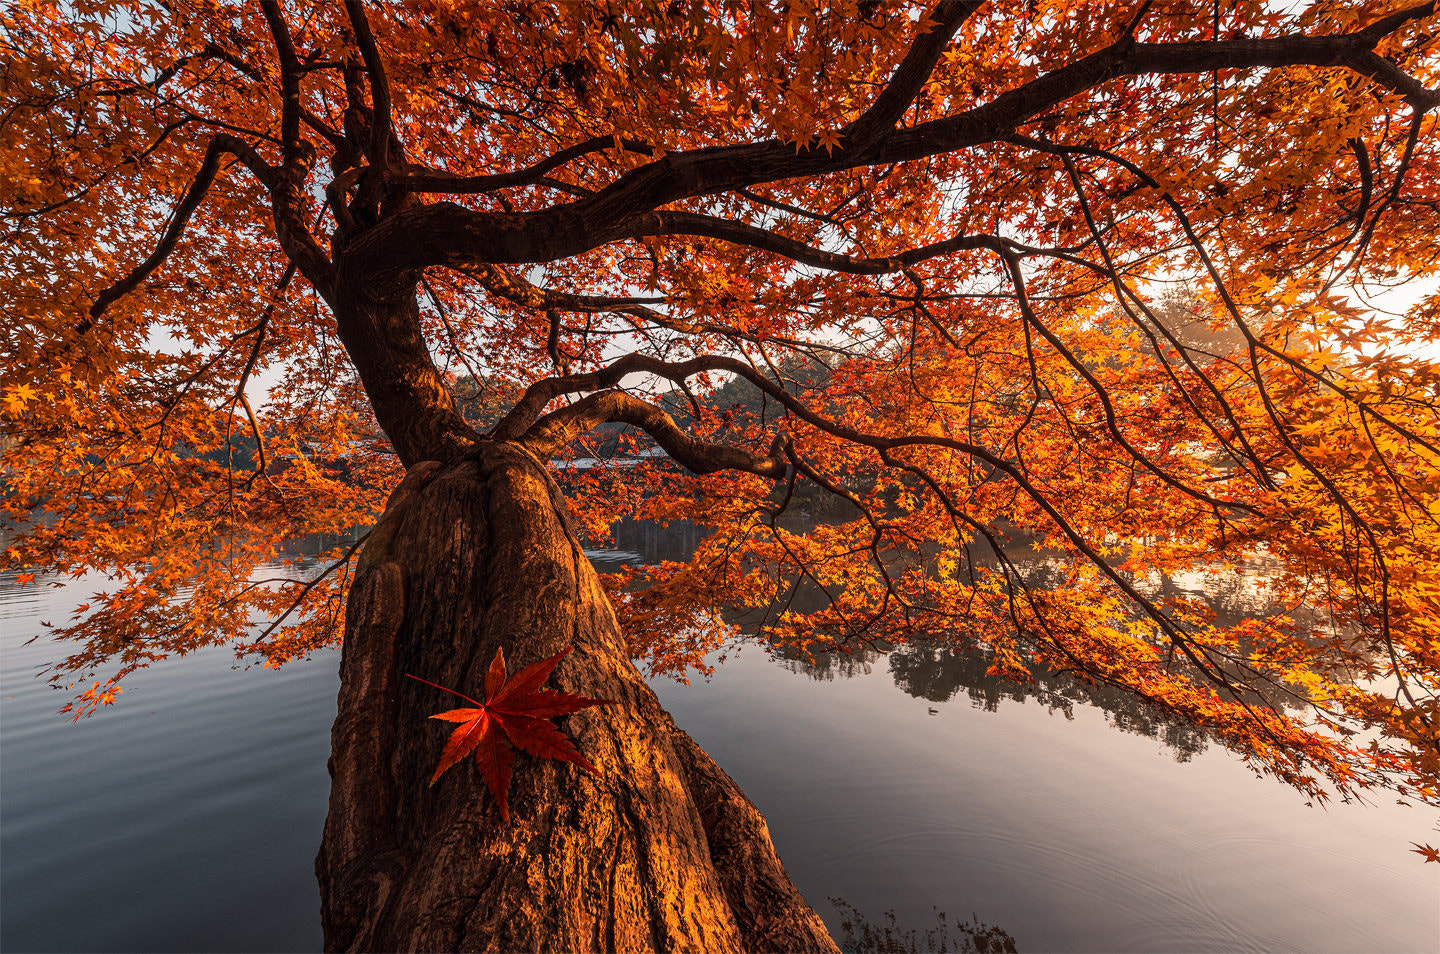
[4,384,36,413]
[407,646,609,821]
[1410,843,1440,863]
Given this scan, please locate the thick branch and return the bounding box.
[837,2,982,147]
[343,15,1438,279]
[632,210,1017,274]
[492,354,752,440]
[520,390,788,479]
[332,273,482,467]
[250,3,338,301]
[257,1,303,161]
[344,1,393,174]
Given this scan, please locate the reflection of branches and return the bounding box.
[829,898,1016,954]
[882,641,1213,762]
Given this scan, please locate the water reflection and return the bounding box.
[672,521,1310,765]
[589,517,707,568]
[830,898,1017,954]
[4,521,1433,952]
[781,642,1210,763]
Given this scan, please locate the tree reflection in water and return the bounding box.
[830,897,1016,954]
[769,552,1320,764]
[598,518,1286,763]
[780,641,1210,762]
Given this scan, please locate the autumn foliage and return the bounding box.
[3,0,1440,854]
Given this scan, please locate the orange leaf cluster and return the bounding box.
[4,0,1439,843]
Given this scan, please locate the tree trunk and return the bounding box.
[317,442,837,953]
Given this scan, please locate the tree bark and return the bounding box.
[317,442,837,953]
[330,276,481,468]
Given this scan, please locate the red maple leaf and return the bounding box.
[406,646,608,821]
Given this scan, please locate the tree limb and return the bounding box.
[392,135,654,194]
[491,353,757,440]
[82,136,276,332]
[519,390,788,479]
[343,1,393,175]
[343,16,1438,280]
[631,210,1020,274]
[257,1,303,162]
[837,1,982,148]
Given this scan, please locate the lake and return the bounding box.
[2,533,1436,953]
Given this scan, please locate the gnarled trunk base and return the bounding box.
[317,443,837,953]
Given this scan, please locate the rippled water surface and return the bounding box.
[2,538,1436,953]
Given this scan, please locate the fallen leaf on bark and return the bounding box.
[407,646,609,821]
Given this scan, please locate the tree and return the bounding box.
[5,0,1440,949]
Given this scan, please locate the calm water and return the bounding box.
[2,535,1436,953]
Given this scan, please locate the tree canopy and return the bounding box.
[4,0,1440,838]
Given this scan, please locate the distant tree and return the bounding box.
[4,2,1440,949]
